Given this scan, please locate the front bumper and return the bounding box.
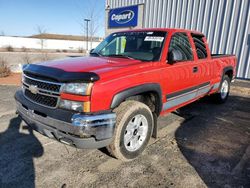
[15,90,116,149]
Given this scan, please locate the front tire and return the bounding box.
[107,101,153,161]
[212,75,231,103]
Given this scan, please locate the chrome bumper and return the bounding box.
[16,101,116,149]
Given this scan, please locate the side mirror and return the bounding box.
[167,49,183,64]
[90,49,95,53]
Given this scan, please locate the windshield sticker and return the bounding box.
[144,36,164,42]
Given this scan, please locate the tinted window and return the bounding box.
[192,35,208,59]
[169,33,193,61]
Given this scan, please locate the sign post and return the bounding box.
[84,18,91,52]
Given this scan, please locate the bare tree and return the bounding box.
[74,0,104,49]
[87,4,101,49]
[22,53,32,64]
[35,26,47,50]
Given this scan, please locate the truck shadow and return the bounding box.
[0,116,44,188]
[175,95,250,187]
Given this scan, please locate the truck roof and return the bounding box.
[114,28,204,36]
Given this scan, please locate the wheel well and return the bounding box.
[125,91,161,116]
[224,69,233,80]
[125,92,160,138]
[110,84,162,116]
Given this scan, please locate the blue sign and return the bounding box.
[109,5,138,28]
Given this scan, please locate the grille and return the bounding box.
[22,74,62,108]
[25,89,58,107]
[23,76,61,92]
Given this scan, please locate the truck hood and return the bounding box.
[39,56,142,72]
[23,56,143,82]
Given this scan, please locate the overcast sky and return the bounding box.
[0,0,105,37]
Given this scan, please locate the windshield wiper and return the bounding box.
[104,54,137,60]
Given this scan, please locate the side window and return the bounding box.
[169,33,193,61]
[192,35,208,59]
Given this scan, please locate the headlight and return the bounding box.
[61,83,92,95]
[59,99,83,111]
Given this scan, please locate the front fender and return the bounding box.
[110,83,162,115]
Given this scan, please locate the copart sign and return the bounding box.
[109,5,138,28]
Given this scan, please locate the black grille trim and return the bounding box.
[24,76,61,93]
[22,73,62,108]
[25,89,58,108]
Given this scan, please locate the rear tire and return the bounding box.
[211,75,230,104]
[107,100,153,161]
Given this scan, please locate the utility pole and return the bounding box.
[84,18,91,52]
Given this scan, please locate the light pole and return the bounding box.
[84,18,91,52]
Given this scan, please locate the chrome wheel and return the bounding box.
[124,114,148,152]
[220,80,229,99]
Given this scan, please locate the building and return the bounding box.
[0,34,102,51]
[105,0,250,79]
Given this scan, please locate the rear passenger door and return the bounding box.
[191,33,212,83]
[191,33,213,95]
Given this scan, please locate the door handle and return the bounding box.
[193,66,198,73]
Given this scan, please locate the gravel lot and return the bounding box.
[0,81,249,188]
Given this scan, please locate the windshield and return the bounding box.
[91,31,167,61]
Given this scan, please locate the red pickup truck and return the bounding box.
[15,28,237,161]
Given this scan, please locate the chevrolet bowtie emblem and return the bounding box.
[29,85,38,94]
